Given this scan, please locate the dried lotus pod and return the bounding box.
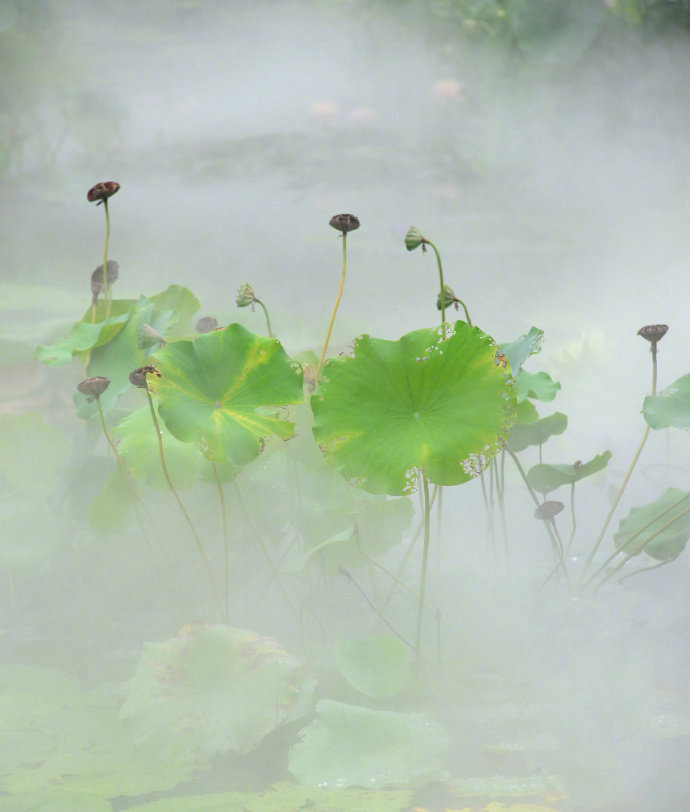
[137,323,165,349]
[196,316,219,333]
[534,501,565,521]
[87,181,120,205]
[77,376,111,402]
[90,260,119,304]
[637,324,669,344]
[329,213,360,233]
[129,365,161,389]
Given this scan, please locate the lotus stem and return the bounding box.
[212,462,230,620]
[254,298,273,338]
[316,232,348,381]
[143,382,226,623]
[414,471,432,655]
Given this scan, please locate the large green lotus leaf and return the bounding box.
[0,665,191,798]
[1,789,112,811]
[120,624,312,762]
[113,406,241,490]
[288,699,449,788]
[499,326,544,372]
[514,369,561,403]
[150,324,304,464]
[125,781,413,811]
[508,411,568,452]
[311,322,516,496]
[643,374,690,430]
[35,300,133,366]
[0,412,70,496]
[614,488,690,562]
[334,636,410,699]
[527,451,611,493]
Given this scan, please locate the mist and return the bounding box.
[3,1,690,809]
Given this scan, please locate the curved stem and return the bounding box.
[414,472,432,655]
[144,384,226,623]
[254,298,273,338]
[316,232,347,380]
[455,298,472,327]
[426,240,446,325]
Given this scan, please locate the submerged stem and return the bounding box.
[212,462,230,620]
[414,472,432,655]
[316,232,347,380]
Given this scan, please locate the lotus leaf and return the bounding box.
[614,488,690,561]
[500,326,544,371]
[150,324,304,464]
[643,374,690,430]
[334,636,409,699]
[527,452,611,493]
[514,369,561,403]
[311,322,516,496]
[508,411,567,452]
[120,624,312,762]
[288,699,448,788]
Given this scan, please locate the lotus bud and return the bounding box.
[137,323,165,350]
[329,213,360,233]
[637,324,668,344]
[196,316,219,333]
[404,226,426,252]
[236,282,257,308]
[77,376,111,402]
[436,284,458,311]
[129,365,160,389]
[87,181,120,206]
[534,501,565,521]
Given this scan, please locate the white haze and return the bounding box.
[4,1,690,807]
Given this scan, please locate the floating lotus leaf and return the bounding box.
[288,699,448,788]
[149,324,304,464]
[120,624,312,762]
[311,322,516,496]
[614,488,690,561]
[643,374,690,430]
[527,451,611,494]
[508,411,568,452]
[334,636,410,699]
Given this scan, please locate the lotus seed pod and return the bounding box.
[534,501,565,520]
[637,324,669,343]
[90,260,119,303]
[137,323,165,349]
[329,213,360,233]
[236,283,256,308]
[196,316,219,333]
[87,181,120,205]
[404,226,425,252]
[436,284,457,311]
[129,365,160,389]
[77,376,111,402]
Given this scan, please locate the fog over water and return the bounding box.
[3,1,690,808]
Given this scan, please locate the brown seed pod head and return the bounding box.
[637,324,669,344]
[77,376,111,402]
[129,365,161,389]
[329,213,360,233]
[534,500,565,521]
[87,181,120,205]
[196,316,219,333]
[137,323,165,350]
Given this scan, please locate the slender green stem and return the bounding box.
[565,482,577,558]
[144,384,226,623]
[212,463,230,620]
[414,472,432,655]
[580,342,659,586]
[103,199,112,320]
[316,232,347,380]
[499,450,510,566]
[254,298,273,338]
[426,240,446,325]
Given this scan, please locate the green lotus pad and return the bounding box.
[120,624,313,762]
[614,487,690,561]
[311,322,516,496]
[150,323,304,464]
